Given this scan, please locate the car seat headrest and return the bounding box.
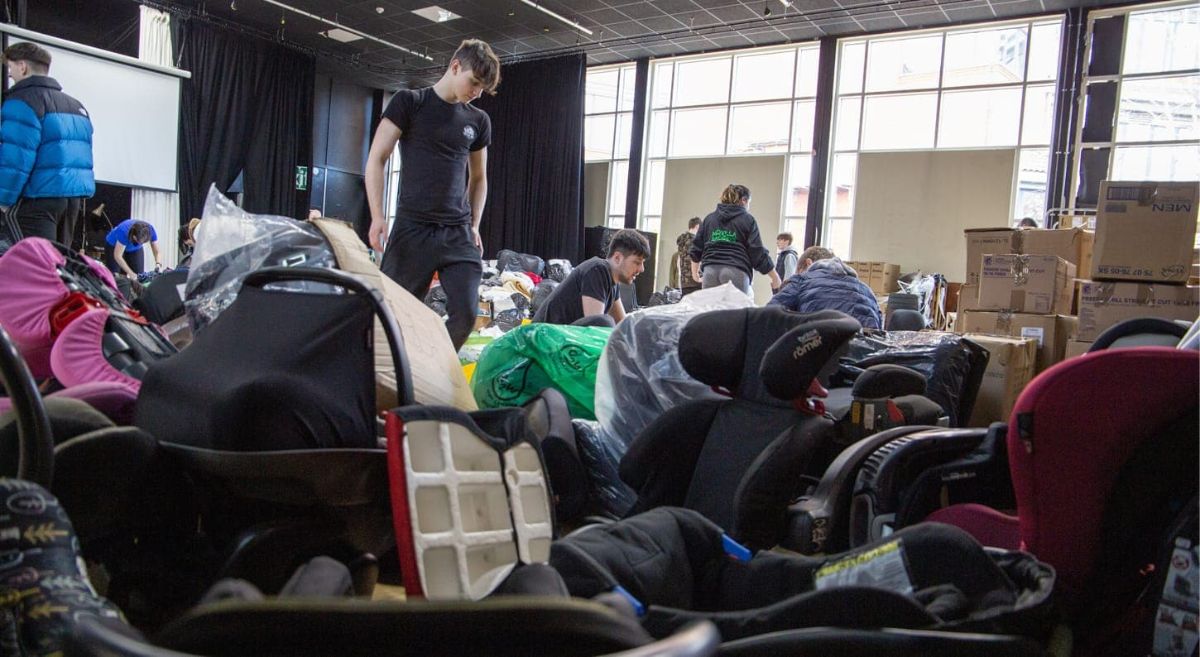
[851,364,926,399]
[760,316,863,402]
[679,307,858,405]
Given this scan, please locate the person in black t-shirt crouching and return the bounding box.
[364,39,501,351]
[533,229,650,328]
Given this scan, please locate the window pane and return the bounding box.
[643,160,666,217]
[674,57,731,106]
[865,35,942,92]
[607,215,625,229]
[732,50,795,102]
[787,155,812,216]
[839,42,866,94]
[943,27,1027,87]
[619,66,636,112]
[615,112,633,159]
[608,160,628,217]
[1015,148,1049,224]
[791,100,816,152]
[829,154,858,217]
[1123,5,1200,75]
[834,97,862,151]
[938,87,1022,148]
[785,218,806,242]
[1113,145,1200,181]
[861,93,937,149]
[641,215,661,235]
[652,62,674,109]
[728,102,791,154]
[1117,75,1200,142]
[796,46,820,98]
[586,69,618,114]
[648,110,669,158]
[670,107,728,156]
[584,114,614,161]
[1028,22,1062,81]
[826,218,853,259]
[1022,84,1056,146]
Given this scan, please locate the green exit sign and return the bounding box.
[295,166,308,191]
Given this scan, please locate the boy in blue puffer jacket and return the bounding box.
[0,42,94,246]
[768,246,882,329]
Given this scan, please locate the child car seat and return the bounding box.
[619,307,941,549]
[549,506,1055,650]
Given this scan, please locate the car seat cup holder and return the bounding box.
[386,408,554,601]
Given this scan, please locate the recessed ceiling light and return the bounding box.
[412,5,461,23]
[375,6,384,13]
[321,27,363,42]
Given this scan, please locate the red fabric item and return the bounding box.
[925,504,1020,550]
[385,412,425,598]
[1006,347,1198,600]
[526,272,542,285]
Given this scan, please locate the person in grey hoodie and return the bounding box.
[688,184,781,296]
[768,246,882,329]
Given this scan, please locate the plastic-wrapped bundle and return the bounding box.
[544,259,573,283]
[830,330,988,427]
[571,419,637,519]
[492,308,524,333]
[530,280,559,315]
[594,284,756,443]
[424,286,448,314]
[496,249,545,276]
[185,185,336,333]
[472,323,613,418]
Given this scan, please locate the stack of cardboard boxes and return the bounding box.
[844,260,901,295]
[955,180,1200,426]
[1065,181,1200,356]
[957,226,1092,426]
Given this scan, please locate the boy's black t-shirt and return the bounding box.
[383,87,492,225]
[533,257,617,325]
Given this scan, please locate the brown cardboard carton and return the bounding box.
[1092,181,1200,283]
[1020,228,1094,280]
[978,255,1076,314]
[312,218,477,411]
[868,263,901,295]
[964,334,1037,427]
[959,283,982,311]
[958,311,1076,372]
[1064,339,1092,360]
[964,228,1015,286]
[1074,281,1200,342]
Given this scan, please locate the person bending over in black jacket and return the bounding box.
[689,184,781,297]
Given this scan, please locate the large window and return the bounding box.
[827,19,1063,257]
[585,64,636,228]
[641,44,821,237]
[1073,2,1199,217]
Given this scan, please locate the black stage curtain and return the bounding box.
[473,54,584,262]
[175,20,313,221]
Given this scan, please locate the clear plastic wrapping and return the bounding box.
[594,283,755,443]
[185,186,336,333]
[571,419,637,519]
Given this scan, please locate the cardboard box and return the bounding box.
[1074,281,1200,342]
[1092,181,1200,283]
[958,311,1077,373]
[958,283,982,311]
[964,227,1094,287]
[846,261,901,295]
[978,255,1076,314]
[964,334,1038,427]
[1064,339,1092,360]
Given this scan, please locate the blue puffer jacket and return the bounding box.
[768,257,883,329]
[0,76,94,206]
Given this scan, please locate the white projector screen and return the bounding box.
[2,27,186,192]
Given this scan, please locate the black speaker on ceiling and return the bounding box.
[583,226,657,308]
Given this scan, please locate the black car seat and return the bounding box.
[618,307,941,550]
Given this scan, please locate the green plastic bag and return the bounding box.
[472,324,613,419]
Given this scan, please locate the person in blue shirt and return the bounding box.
[768,246,883,329]
[105,219,160,279]
[0,42,94,246]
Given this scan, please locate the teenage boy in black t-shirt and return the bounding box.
[533,229,650,327]
[365,39,500,351]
